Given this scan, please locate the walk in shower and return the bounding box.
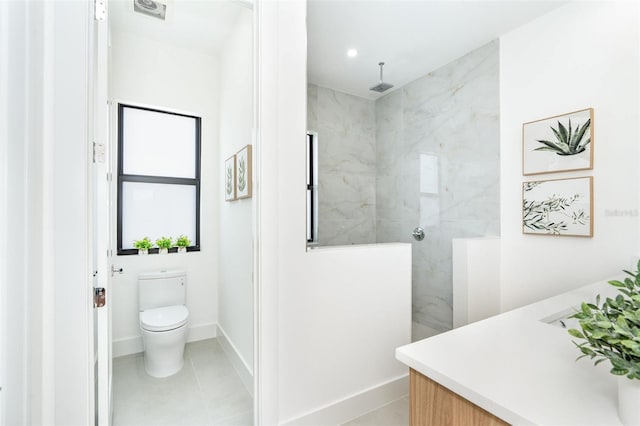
[307,1,500,339]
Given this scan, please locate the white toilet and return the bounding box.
[138,270,190,378]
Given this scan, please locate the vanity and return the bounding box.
[396,277,625,425]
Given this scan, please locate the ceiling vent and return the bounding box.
[134,0,167,20]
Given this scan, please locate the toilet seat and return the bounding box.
[140,305,189,332]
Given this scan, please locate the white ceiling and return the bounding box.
[308,1,567,100]
[109,0,250,54]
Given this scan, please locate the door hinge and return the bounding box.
[106,172,112,182]
[94,287,106,308]
[94,0,106,21]
[93,142,105,164]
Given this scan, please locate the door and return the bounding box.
[90,0,111,424]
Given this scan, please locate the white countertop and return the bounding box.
[396,276,626,425]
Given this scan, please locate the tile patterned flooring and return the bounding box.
[342,397,409,426]
[113,337,408,426]
[112,339,253,426]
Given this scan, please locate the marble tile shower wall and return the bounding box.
[307,84,377,246]
[306,40,499,333]
[375,40,500,333]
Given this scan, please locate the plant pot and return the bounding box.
[177,246,187,253]
[618,377,640,425]
[159,248,168,255]
[138,249,149,256]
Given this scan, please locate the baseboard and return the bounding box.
[216,324,254,397]
[112,335,143,358]
[281,374,409,426]
[112,322,218,358]
[187,323,218,343]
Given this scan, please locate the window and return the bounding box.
[306,131,318,244]
[117,104,201,254]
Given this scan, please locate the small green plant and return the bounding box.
[175,235,191,248]
[133,237,153,250]
[534,118,591,156]
[155,236,173,250]
[568,260,640,380]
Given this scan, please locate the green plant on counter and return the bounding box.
[534,118,591,156]
[155,236,173,250]
[175,235,191,248]
[568,260,640,380]
[133,237,153,250]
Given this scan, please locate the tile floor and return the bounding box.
[342,397,409,426]
[113,337,407,426]
[112,338,253,426]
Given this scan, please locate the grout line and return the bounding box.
[340,395,410,426]
[210,408,253,425]
[187,343,216,424]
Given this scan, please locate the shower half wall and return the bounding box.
[307,40,500,337]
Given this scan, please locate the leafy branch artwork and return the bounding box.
[523,184,589,235]
[237,157,246,192]
[226,163,233,196]
[534,118,591,156]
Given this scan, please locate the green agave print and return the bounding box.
[534,118,591,156]
[226,164,233,195]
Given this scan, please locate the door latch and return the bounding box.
[94,287,106,308]
[111,265,123,277]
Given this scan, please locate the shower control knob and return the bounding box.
[412,227,425,241]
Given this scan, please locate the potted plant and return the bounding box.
[175,235,191,253]
[568,260,640,425]
[133,237,153,255]
[156,236,172,255]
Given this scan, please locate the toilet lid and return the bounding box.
[140,305,189,332]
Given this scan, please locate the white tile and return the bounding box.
[112,339,253,426]
[342,397,409,426]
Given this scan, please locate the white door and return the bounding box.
[90,1,112,424]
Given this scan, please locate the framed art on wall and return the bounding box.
[224,155,236,201]
[235,145,252,199]
[522,176,593,237]
[523,108,593,175]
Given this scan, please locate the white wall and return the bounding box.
[2,2,33,423]
[279,245,412,425]
[109,31,220,354]
[257,2,412,424]
[499,1,640,311]
[218,9,254,375]
[2,1,94,424]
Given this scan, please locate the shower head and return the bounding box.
[369,62,394,93]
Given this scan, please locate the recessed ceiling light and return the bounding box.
[347,49,358,58]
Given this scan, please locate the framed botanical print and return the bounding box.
[235,145,252,199]
[523,108,593,175]
[522,176,593,237]
[224,155,236,201]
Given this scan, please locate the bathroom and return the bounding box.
[2,0,640,425]
[107,0,255,424]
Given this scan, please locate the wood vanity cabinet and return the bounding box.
[410,369,510,426]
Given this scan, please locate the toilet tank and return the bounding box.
[139,270,186,311]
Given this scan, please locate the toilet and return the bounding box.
[138,270,189,378]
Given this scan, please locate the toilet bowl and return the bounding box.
[138,270,189,378]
